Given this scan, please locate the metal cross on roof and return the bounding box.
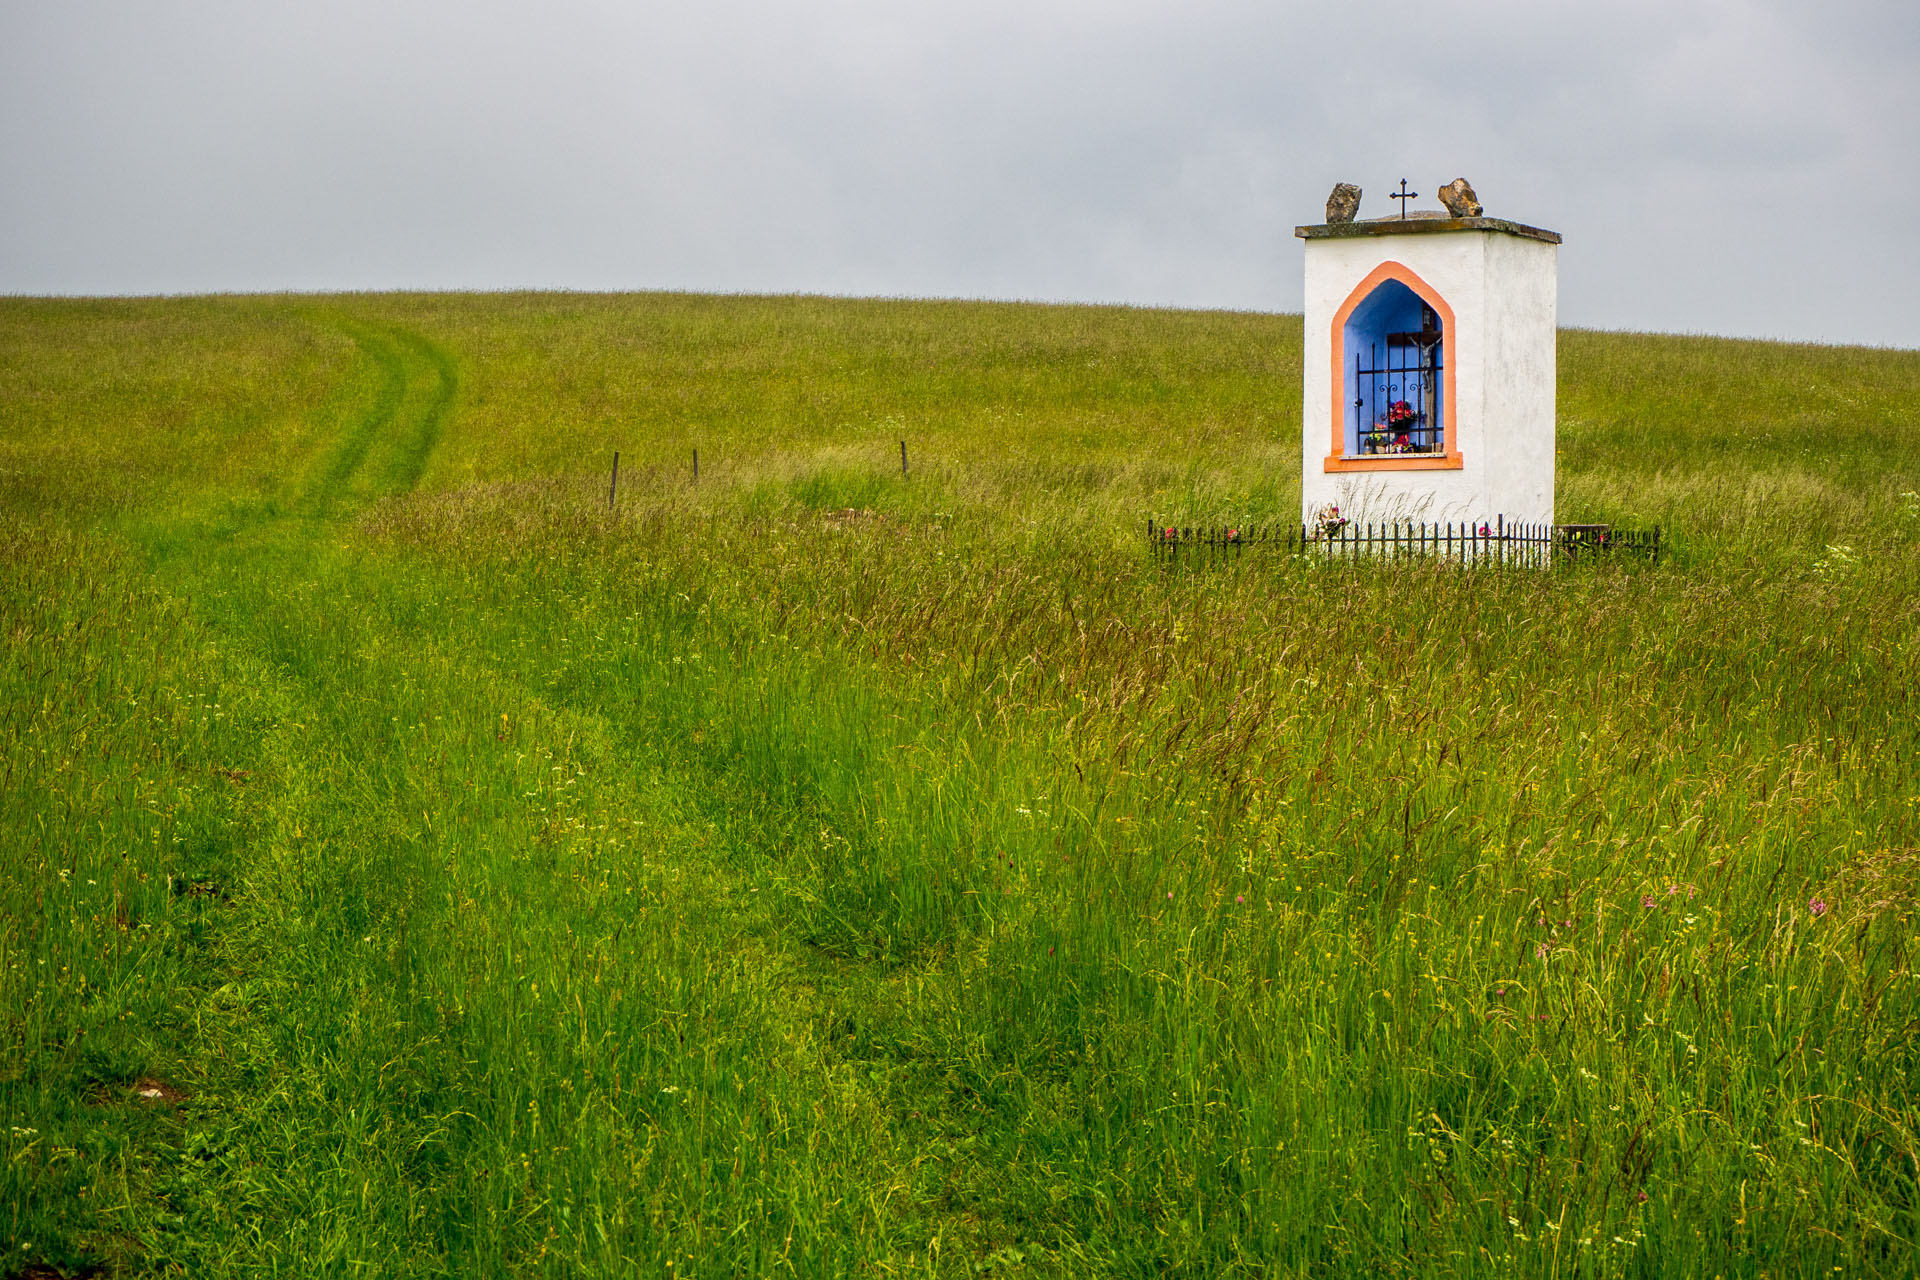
[1390,179,1418,219]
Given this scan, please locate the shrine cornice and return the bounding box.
[1296,216,1562,245]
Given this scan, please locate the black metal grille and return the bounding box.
[1147,518,1661,569]
[1353,320,1444,455]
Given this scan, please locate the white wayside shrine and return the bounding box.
[1297,180,1560,530]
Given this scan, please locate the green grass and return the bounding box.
[2,292,1918,1277]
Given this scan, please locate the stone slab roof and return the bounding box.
[1296,215,1561,245]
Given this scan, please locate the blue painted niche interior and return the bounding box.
[1342,278,1445,455]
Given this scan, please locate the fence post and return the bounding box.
[609,450,619,510]
[901,439,908,478]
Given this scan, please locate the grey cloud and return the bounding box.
[2,0,1915,346]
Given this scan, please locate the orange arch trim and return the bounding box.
[1324,260,1464,473]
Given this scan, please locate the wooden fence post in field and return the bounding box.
[609,450,619,510]
[693,447,699,484]
[901,439,909,478]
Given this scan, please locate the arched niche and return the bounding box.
[1324,262,1462,472]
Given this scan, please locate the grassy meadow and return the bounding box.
[2,291,1918,1277]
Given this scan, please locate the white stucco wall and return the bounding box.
[1299,224,1557,528]
[1482,233,1558,525]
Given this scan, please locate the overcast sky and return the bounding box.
[4,0,1917,346]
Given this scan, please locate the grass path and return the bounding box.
[299,317,457,515]
[22,311,990,1275]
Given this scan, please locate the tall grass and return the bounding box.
[2,292,1917,1277]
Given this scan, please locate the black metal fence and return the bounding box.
[1148,516,1660,567]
